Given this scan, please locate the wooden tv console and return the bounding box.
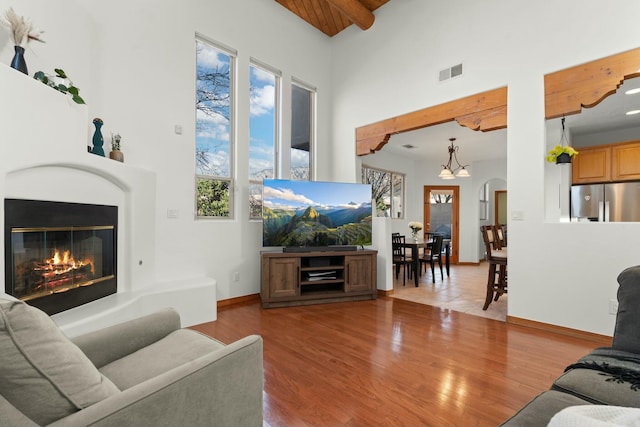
[260,249,377,308]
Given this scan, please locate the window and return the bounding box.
[195,36,236,218]
[361,166,405,218]
[249,60,280,219]
[290,80,315,180]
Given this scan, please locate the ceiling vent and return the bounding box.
[439,63,463,82]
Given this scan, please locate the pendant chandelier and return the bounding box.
[438,137,470,179]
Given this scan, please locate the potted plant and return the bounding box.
[109,133,124,162]
[546,145,578,164]
[33,69,85,104]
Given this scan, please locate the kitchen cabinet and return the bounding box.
[612,140,640,181]
[572,146,611,184]
[573,140,640,184]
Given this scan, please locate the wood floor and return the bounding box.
[192,294,611,426]
[390,262,507,321]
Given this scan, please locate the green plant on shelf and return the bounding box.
[33,68,85,104]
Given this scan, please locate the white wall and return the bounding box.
[331,0,640,336]
[0,0,333,304]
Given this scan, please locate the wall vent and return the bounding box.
[402,144,416,149]
[439,63,463,82]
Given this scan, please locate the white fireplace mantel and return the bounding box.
[0,65,216,336]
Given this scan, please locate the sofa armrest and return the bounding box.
[71,308,181,368]
[47,335,264,427]
[613,265,640,353]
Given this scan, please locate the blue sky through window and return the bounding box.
[249,65,276,180]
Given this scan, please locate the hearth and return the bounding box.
[4,199,117,315]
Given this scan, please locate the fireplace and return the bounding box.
[5,199,117,315]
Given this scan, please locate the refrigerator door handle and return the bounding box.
[604,201,610,222]
[598,201,604,222]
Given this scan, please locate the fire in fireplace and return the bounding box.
[5,199,118,315]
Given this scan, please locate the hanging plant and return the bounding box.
[33,68,85,104]
[546,145,578,163]
[546,117,578,164]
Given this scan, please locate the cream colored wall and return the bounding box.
[330,0,640,335]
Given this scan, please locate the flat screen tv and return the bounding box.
[262,179,373,250]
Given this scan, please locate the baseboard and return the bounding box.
[458,261,480,266]
[218,293,261,309]
[378,289,394,297]
[507,315,613,344]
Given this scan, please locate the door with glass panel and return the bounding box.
[423,186,459,264]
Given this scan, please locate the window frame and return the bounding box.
[249,58,281,220]
[290,78,316,181]
[194,33,237,219]
[361,165,406,219]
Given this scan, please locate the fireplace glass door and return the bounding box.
[9,226,115,301]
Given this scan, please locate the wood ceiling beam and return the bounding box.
[325,0,375,30]
[545,47,640,120]
[355,87,508,156]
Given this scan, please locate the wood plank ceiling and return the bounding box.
[275,0,390,37]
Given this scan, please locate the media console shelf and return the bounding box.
[260,249,377,308]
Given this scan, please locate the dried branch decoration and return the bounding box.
[2,7,45,47]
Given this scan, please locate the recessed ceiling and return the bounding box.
[275,0,390,37]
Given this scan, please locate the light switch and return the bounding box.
[167,209,179,218]
[174,125,183,135]
[511,210,524,221]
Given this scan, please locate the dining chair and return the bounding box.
[494,224,507,249]
[392,233,413,286]
[480,225,507,310]
[419,234,444,283]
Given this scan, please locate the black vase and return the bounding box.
[10,46,28,75]
[556,153,572,164]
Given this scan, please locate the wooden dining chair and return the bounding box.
[392,233,413,286]
[419,234,444,283]
[480,225,507,310]
[494,224,507,249]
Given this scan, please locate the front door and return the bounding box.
[423,185,459,264]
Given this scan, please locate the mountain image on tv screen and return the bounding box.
[262,179,373,247]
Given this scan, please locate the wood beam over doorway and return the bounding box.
[545,47,640,120]
[355,87,508,156]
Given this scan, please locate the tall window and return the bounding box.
[290,80,315,180]
[249,60,280,219]
[361,166,405,218]
[195,36,236,218]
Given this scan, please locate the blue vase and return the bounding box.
[91,119,105,157]
[10,46,27,75]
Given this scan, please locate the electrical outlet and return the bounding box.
[609,299,619,315]
[233,272,239,282]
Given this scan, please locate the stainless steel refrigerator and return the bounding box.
[571,182,640,222]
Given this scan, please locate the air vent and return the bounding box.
[402,144,416,149]
[439,63,463,82]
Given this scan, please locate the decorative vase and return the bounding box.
[10,46,28,75]
[556,153,572,164]
[91,118,105,157]
[411,230,419,242]
[109,150,124,162]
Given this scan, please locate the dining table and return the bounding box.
[399,237,451,287]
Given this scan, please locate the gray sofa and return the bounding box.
[501,265,640,426]
[0,301,263,427]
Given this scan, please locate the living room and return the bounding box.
[1,0,640,401]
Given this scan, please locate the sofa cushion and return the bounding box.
[613,265,640,353]
[0,300,119,425]
[99,329,226,389]
[553,367,640,407]
[499,390,592,427]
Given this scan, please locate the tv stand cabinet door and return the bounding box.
[344,254,375,293]
[264,256,300,300]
